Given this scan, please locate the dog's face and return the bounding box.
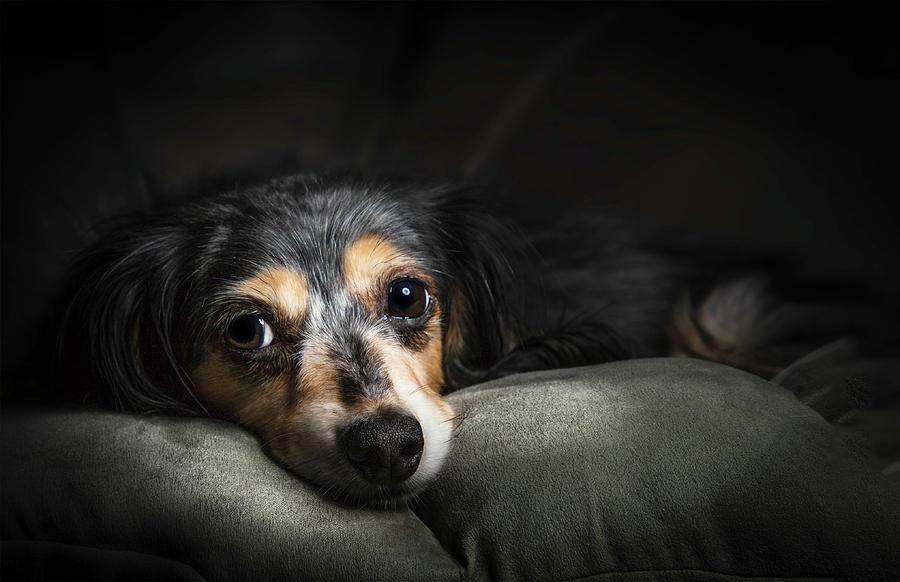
[191,234,453,504]
[63,176,519,505]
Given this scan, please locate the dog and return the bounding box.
[57,173,866,505]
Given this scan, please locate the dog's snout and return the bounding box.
[343,413,424,485]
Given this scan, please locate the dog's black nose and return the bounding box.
[343,413,424,485]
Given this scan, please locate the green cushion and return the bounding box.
[3,359,898,581]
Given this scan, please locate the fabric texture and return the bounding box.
[773,339,900,470]
[2,358,898,581]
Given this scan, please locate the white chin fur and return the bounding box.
[404,385,453,492]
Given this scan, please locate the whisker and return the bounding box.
[260,429,305,448]
[441,413,465,431]
[407,382,430,397]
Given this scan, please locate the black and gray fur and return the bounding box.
[59,174,871,409]
[56,174,873,504]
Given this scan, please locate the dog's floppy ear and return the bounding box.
[423,189,531,389]
[58,213,203,414]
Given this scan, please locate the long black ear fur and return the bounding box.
[57,213,203,414]
[426,187,627,388]
[422,189,529,388]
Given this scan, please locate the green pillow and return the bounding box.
[3,359,898,580]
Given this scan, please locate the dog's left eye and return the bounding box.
[226,314,274,349]
[387,279,430,318]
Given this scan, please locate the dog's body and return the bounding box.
[58,174,865,505]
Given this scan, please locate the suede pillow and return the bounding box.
[3,359,898,581]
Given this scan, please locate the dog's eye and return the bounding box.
[387,279,429,318]
[226,314,274,349]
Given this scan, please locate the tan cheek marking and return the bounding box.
[442,287,470,377]
[376,318,452,417]
[191,353,292,430]
[416,336,453,417]
[233,268,309,322]
[192,349,354,474]
[420,306,448,396]
[192,349,346,421]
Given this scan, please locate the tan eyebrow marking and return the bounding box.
[232,267,309,322]
[343,234,421,306]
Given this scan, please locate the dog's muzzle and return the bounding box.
[342,412,424,485]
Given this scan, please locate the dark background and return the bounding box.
[2,2,899,371]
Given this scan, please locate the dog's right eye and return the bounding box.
[226,314,274,349]
[387,278,430,318]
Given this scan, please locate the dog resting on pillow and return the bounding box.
[57,174,869,505]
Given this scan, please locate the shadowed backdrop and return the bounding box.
[2,2,898,371]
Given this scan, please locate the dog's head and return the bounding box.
[60,175,523,504]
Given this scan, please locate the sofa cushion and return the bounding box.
[3,358,898,581]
